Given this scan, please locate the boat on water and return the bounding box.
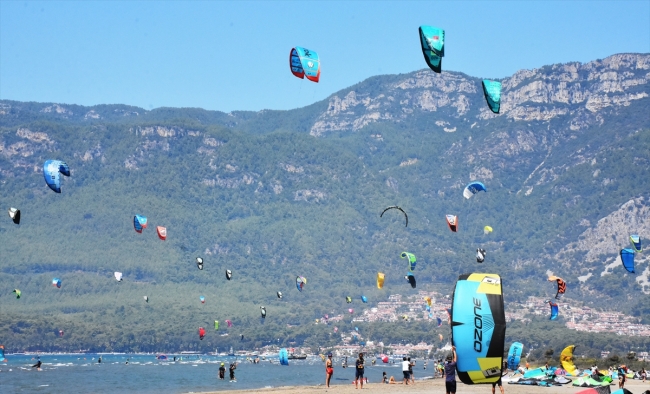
[227,347,235,357]
[288,354,307,360]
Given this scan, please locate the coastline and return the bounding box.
[198,377,649,394]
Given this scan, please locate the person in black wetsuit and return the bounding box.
[218,362,226,380]
[32,360,42,371]
[229,362,236,381]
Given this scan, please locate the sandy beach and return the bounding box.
[200,378,649,394]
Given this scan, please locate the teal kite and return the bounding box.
[419,26,445,73]
[482,80,502,114]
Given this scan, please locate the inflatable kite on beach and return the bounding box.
[482,80,502,114]
[380,206,408,227]
[451,273,505,385]
[401,252,417,271]
[419,25,445,73]
[560,345,578,376]
[43,160,70,193]
[507,342,523,370]
[133,215,147,233]
[290,47,320,83]
[8,208,20,224]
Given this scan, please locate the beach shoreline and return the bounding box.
[197,377,648,394]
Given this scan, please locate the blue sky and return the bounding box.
[1,1,649,112]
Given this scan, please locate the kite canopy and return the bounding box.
[290,47,320,82]
[13,289,21,299]
[451,273,506,385]
[463,181,487,199]
[476,248,486,263]
[52,278,61,288]
[507,342,524,370]
[380,206,408,227]
[482,80,502,114]
[346,296,352,304]
[296,276,306,292]
[277,291,283,299]
[377,272,385,289]
[484,226,493,235]
[548,276,566,299]
[196,257,204,270]
[59,330,64,337]
[260,306,267,318]
[436,317,442,327]
[630,235,642,252]
[200,295,205,304]
[225,269,232,280]
[279,348,289,365]
[226,320,232,328]
[144,296,149,303]
[405,272,416,288]
[198,327,206,340]
[401,252,417,271]
[43,160,70,193]
[560,345,578,376]
[446,214,458,232]
[361,296,368,303]
[418,25,445,73]
[348,308,354,314]
[620,249,635,273]
[424,296,432,306]
[114,272,123,282]
[214,320,219,330]
[549,300,559,320]
[8,208,20,224]
[133,215,148,233]
[156,226,167,240]
[0,344,6,362]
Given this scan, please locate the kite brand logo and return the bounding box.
[307,61,314,68]
[473,297,483,352]
[433,36,439,41]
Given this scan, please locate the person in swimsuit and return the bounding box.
[325,353,334,388]
[355,353,365,389]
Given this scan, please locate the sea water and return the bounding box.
[1,354,416,393]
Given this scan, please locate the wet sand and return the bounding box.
[200,377,648,394]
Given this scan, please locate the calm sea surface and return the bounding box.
[2,354,426,393]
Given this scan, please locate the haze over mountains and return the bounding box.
[0,53,648,352]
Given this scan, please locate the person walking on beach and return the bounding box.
[325,353,334,388]
[444,346,458,394]
[355,353,365,389]
[491,360,506,394]
[218,362,225,380]
[408,357,415,384]
[402,357,410,385]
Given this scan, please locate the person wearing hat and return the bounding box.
[218,362,225,380]
[325,353,334,388]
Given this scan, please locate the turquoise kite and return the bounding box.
[620,249,635,273]
[482,80,502,114]
[549,300,559,320]
[507,342,523,370]
[361,296,368,303]
[290,47,320,83]
[630,235,642,252]
[419,25,445,73]
[133,215,147,233]
[43,160,70,193]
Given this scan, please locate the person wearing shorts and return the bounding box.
[402,357,410,385]
[492,360,506,394]
[355,353,365,389]
[325,353,333,388]
[444,346,457,394]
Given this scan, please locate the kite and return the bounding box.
[43,160,70,193]
[436,317,442,327]
[630,235,642,252]
[361,296,368,303]
[401,252,417,271]
[114,272,123,282]
[198,327,206,340]
[59,330,64,337]
[620,249,635,273]
[200,295,205,304]
[0,345,6,362]
[482,80,502,114]
[156,226,167,240]
[226,320,232,328]
[424,296,432,306]
[8,208,20,224]
[348,308,354,314]
[560,345,578,376]
[196,257,204,270]
[277,291,283,299]
[133,215,147,233]
[507,342,523,370]
[346,296,352,304]
[279,348,289,365]
[451,273,506,385]
[548,276,566,299]
[476,248,486,263]
[446,214,458,232]
[52,278,61,288]
[418,25,445,73]
[144,296,149,303]
[13,289,21,299]
[290,47,320,83]
[484,226,493,235]
[260,306,267,318]
[214,320,219,330]
[463,181,487,199]
[377,272,385,289]
[380,206,408,227]
[226,270,232,280]
[296,276,306,291]
[549,300,559,320]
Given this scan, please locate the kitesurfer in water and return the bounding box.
[444,346,457,394]
[98,356,102,364]
[325,353,333,387]
[229,362,237,381]
[355,353,365,389]
[218,362,225,380]
[32,359,42,371]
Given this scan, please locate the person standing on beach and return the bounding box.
[402,357,410,385]
[491,360,506,394]
[325,353,334,388]
[444,346,457,394]
[355,353,365,389]
[409,357,415,384]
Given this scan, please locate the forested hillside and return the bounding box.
[1,53,649,354]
